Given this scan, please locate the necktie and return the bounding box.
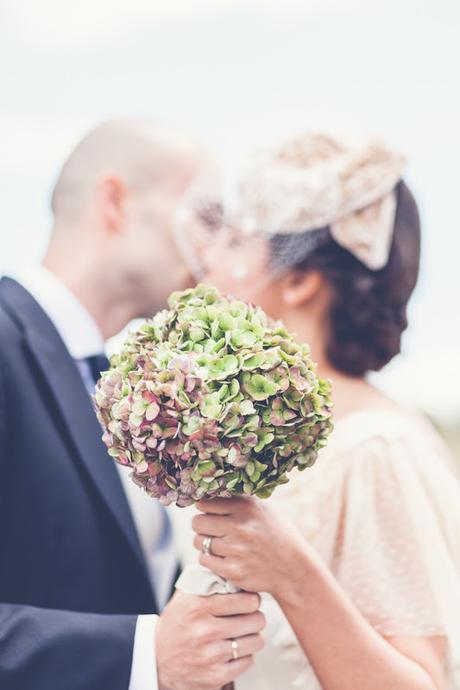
[83,352,177,609]
[86,354,110,386]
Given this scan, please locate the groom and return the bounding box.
[0,120,264,690]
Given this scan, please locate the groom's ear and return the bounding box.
[95,170,127,234]
[281,269,327,308]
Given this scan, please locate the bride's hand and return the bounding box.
[192,496,312,596]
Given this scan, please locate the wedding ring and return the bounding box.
[230,639,239,660]
[202,535,213,556]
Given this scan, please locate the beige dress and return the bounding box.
[173,410,460,689]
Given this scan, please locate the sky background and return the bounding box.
[1,0,459,421]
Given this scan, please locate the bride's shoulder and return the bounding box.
[272,407,459,549]
[275,407,456,507]
[328,407,449,460]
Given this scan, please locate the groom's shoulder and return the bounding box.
[0,296,22,340]
[0,304,27,405]
[0,291,25,360]
[0,302,13,400]
[0,306,19,338]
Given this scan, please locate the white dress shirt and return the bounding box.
[15,265,176,690]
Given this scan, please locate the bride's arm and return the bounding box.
[274,546,445,690]
[193,497,446,690]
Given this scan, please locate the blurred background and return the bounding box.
[1,0,459,458]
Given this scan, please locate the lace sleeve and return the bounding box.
[333,431,460,644]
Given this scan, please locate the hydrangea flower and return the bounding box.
[95,284,333,507]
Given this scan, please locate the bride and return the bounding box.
[172,133,460,690]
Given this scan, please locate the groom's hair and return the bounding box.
[50,119,201,222]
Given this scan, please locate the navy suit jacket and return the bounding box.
[0,278,158,690]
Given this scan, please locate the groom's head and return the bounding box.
[45,119,208,331]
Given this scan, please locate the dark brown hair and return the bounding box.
[272,181,421,376]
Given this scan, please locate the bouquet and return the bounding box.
[95,284,332,689]
[95,284,333,509]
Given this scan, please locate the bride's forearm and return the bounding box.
[272,545,440,690]
[193,498,444,689]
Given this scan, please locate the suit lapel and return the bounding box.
[0,278,153,593]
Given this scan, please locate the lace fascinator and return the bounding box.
[237,133,406,271]
[173,133,407,288]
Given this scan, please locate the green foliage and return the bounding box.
[95,284,333,507]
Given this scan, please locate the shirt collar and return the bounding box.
[15,265,105,360]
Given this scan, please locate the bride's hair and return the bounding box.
[273,181,421,376]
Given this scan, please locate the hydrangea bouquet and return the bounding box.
[95,284,333,509]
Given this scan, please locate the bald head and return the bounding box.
[43,120,212,332]
[51,119,205,220]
